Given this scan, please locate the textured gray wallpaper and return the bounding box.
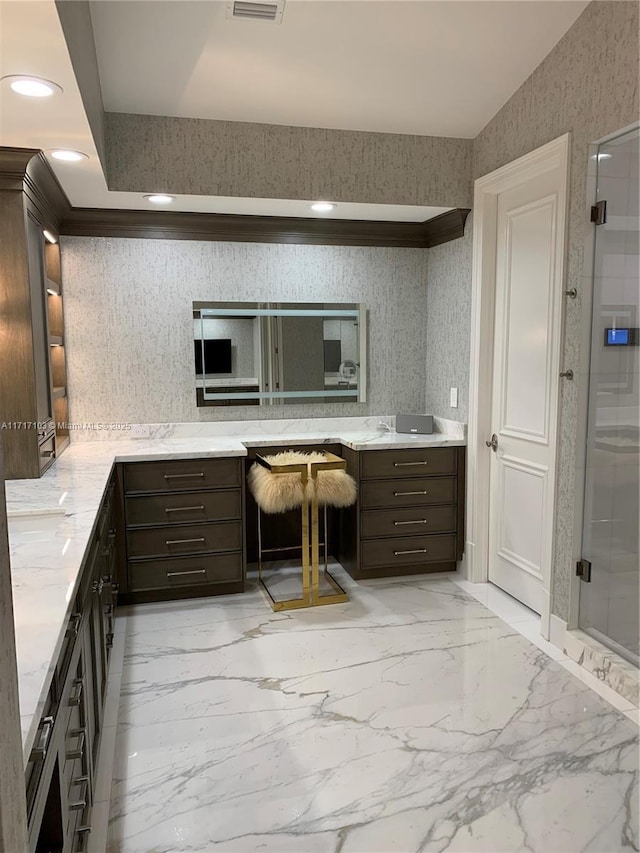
[61,238,429,424]
[424,215,473,422]
[472,0,639,622]
[105,113,473,208]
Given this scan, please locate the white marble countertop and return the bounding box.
[6,424,465,763]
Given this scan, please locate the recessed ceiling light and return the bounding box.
[2,75,63,98]
[144,194,176,204]
[50,149,88,162]
[310,202,337,213]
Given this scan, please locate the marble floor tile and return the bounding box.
[484,583,540,626]
[451,577,540,627]
[512,618,567,662]
[624,708,640,726]
[450,576,490,606]
[559,659,637,714]
[106,571,638,853]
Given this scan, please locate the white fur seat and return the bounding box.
[247,450,357,514]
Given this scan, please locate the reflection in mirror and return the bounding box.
[193,302,367,406]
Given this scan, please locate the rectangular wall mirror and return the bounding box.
[193,302,367,407]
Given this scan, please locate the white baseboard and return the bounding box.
[464,540,482,582]
[549,614,567,651]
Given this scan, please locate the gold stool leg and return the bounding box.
[309,456,348,607]
[311,470,320,604]
[324,503,328,573]
[257,506,263,584]
[300,467,311,606]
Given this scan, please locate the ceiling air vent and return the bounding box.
[227,1,285,23]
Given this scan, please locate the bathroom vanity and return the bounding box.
[6,423,465,850]
[338,445,465,579]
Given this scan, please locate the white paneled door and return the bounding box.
[487,162,567,615]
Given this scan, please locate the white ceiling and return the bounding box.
[90,0,588,138]
[0,0,589,219]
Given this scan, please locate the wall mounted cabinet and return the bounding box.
[0,149,71,478]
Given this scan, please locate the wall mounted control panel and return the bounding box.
[604,327,639,346]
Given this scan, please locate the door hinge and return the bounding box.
[590,200,607,225]
[576,558,592,583]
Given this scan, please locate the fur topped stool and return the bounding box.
[247,450,356,610]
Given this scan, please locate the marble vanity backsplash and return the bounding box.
[69,415,466,442]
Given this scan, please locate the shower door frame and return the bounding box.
[566,122,640,648]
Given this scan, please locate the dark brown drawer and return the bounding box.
[124,457,241,494]
[361,447,456,480]
[361,505,456,539]
[360,476,456,509]
[128,552,243,592]
[125,489,241,527]
[127,521,242,559]
[361,533,456,568]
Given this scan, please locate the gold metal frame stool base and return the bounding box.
[254,452,349,611]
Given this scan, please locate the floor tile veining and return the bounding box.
[106,571,639,852]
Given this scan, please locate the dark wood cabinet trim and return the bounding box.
[423,208,471,248]
[60,206,470,248]
[456,446,466,561]
[0,148,72,231]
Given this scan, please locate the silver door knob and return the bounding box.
[485,434,498,451]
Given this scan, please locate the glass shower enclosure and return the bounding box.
[579,127,639,666]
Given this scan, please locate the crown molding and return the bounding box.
[1,146,470,248]
[60,206,470,248]
[0,148,72,232]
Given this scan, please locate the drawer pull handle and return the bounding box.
[75,825,92,851]
[65,612,82,638]
[69,678,84,707]
[394,548,428,556]
[30,716,54,762]
[165,505,205,514]
[164,472,205,480]
[393,490,428,497]
[66,728,86,761]
[165,537,206,546]
[393,519,427,526]
[166,569,207,578]
[393,461,429,467]
[69,776,89,811]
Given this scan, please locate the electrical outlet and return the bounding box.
[449,387,458,408]
[130,424,150,439]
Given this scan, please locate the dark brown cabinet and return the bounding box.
[27,473,118,853]
[338,446,465,579]
[119,457,245,603]
[0,149,70,478]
